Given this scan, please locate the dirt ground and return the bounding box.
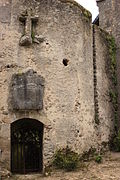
[3,152,120,180]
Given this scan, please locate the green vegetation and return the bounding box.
[95,155,102,164]
[109,90,118,110]
[82,9,91,20]
[52,146,79,171]
[52,146,103,172]
[80,147,102,164]
[101,31,120,152]
[106,35,118,138]
[106,35,117,86]
[100,30,117,85]
[106,35,119,151]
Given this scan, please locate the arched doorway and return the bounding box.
[11,118,43,174]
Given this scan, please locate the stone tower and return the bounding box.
[97,0,120,126]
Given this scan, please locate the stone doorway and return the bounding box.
[11,118,44,174]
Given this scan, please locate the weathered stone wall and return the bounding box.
[96,0,114,33]
[0,0,115,174]
[94,25,114,143]
[97,0,120,127]
[0,0,96,171]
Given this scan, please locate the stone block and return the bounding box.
[9,70,44,110]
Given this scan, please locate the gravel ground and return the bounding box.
[3,152,120,180]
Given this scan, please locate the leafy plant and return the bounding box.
[52,146,79,171]
[95,155,102,163]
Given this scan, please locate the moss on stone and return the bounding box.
[106,35,118,131]
[17,69,23,75]
[99,28,119,149]
[60,0,83,8]
[102,31,117,85]
[82,9,91,20]
[100,29,117,81]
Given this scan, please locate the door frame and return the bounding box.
[11,118,44,174]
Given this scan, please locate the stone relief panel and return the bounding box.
[19,9,38,46]
[9,70,44,110]
[19,9,44,46]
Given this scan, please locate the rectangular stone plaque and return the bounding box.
[9,70,44,110]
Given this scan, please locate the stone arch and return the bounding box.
[11,118,44,174]
[9,110,49,126]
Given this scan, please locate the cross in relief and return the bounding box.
[19,9,39,46]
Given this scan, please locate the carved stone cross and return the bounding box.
[19,9,39,46]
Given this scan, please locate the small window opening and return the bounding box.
[6,65,10,68]
[63,59,69,66]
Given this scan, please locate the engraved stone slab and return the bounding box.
[9,70,44,110]
[0,0,12,23]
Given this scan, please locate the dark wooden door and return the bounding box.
[11,119,43,174]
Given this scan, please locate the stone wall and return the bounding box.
[0,0,95,171]
[0,0,115,174]
[94,25,114,143]
[96,0,114,33]
[97,0,120,127]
